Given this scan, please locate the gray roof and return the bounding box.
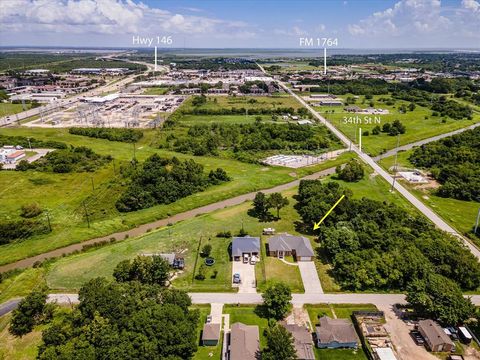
[230,322,260,360]
[232,236,260,257]
[202,323,221,341]
[283,324,315,360]
[268,233,315,258]
[418,320,454,348]
[315,316,358,345]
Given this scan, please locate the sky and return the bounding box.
[0,0,479,49]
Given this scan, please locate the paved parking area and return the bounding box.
[298,261,323,293]
[232,260,256,293]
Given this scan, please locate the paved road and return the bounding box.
[0,166,337,273]
[373,121,480,161]
[274,78,480,260]
[298,261,323,293]
[0,298,21,316]
[45,293,480,306]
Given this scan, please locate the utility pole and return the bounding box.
[83,201,90,228]
[391,134,401,192]
[46,211,52,232]
[475,203,480,235]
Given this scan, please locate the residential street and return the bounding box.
[373,121,480,161]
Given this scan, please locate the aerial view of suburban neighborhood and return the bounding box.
[1,0,480,359]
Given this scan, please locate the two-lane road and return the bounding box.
[272,77,480,260]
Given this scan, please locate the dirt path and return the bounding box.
[378,304,437,360]
[0,166,337,273]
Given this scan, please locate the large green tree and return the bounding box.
[406,273,475,325]
[268,193,290,219]
[113,255,171,286]
[38,279,198,360]
[261,282,292,320]
[9,287,50,336]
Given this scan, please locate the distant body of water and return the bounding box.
[0,47,479,58]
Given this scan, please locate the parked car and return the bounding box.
[233,273,241,284]
[410,330,425,346]
[243,254,249,264]
[250,255,257,265]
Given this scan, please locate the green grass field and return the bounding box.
[378,150,480,241]
[177,114,274,125]
[0,268,45,304]
[0,127,351,266]
[46,162,413,293]
[0,103,32,118]
[179,94,303,113]
[315,94,479,156]
[143,87,170,95]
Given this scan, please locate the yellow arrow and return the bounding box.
[313,194,346,230]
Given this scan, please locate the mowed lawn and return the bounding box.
[223,305,269,348]
[306,303,377,360]
[315,94,479,156]
[0,127,350,266]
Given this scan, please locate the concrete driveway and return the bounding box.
[232,260,256,293]
[298,261,323,293]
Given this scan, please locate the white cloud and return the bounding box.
[315,24,326,33]
[348,0,452,37]
[0,0,256,39]
[273,26,308,37]
[462,0,480,12]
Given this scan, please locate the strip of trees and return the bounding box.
[409,127,480,201]
[69,127,143,143]
[116,154,231,212]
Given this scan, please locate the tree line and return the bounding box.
[409,127,480,201]
[16,146,112,173]
[69,127,143,143]
[116,154,231,212]
[162,122,337,158]
[295,180,480,292]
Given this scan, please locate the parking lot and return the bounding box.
[232,260,256,294]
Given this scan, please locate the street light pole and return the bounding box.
[391,134,401,192]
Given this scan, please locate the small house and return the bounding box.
[229,322,260,360]
[202,323,221,346]
[418,320,454,352]
[315,316,358,349]
[283,323,315,360]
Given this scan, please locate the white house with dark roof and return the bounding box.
[267,233,315,261]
